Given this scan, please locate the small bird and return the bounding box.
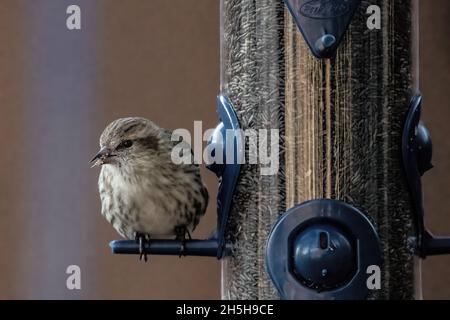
[91,117,209,261]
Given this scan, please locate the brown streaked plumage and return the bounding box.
[92,117,208,261]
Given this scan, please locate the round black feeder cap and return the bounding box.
[265,199,382,300]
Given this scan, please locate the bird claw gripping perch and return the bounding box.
[109,94,242,259]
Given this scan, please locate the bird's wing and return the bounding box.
[162,128,208,229]
[161,128,198,167]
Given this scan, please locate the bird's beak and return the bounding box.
[90,147,114,168]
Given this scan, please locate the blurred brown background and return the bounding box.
[0,0,448,299]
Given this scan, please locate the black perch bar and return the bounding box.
[110,239,232,257]
[423,234,450,256]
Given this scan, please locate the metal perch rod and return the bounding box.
[423,236,450,256]
[110,239,232,257]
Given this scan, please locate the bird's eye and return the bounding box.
[117,140,133,150]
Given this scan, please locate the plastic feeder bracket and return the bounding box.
[284,0,362,59]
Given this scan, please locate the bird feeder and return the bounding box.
[110,0,450,300]
[219,0,450,300]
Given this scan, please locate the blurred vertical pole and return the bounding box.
[16,0,101,298]
[0,1,28,298]
[221,0,420,299]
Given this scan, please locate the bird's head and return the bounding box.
[91,117,161,168]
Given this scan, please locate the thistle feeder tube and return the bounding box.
[220,0,450,300]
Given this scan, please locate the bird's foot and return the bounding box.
[179,240,186,258]
[135,232,150,262]
[174,225,191,258]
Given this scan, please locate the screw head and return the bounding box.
[315,34,336,56]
